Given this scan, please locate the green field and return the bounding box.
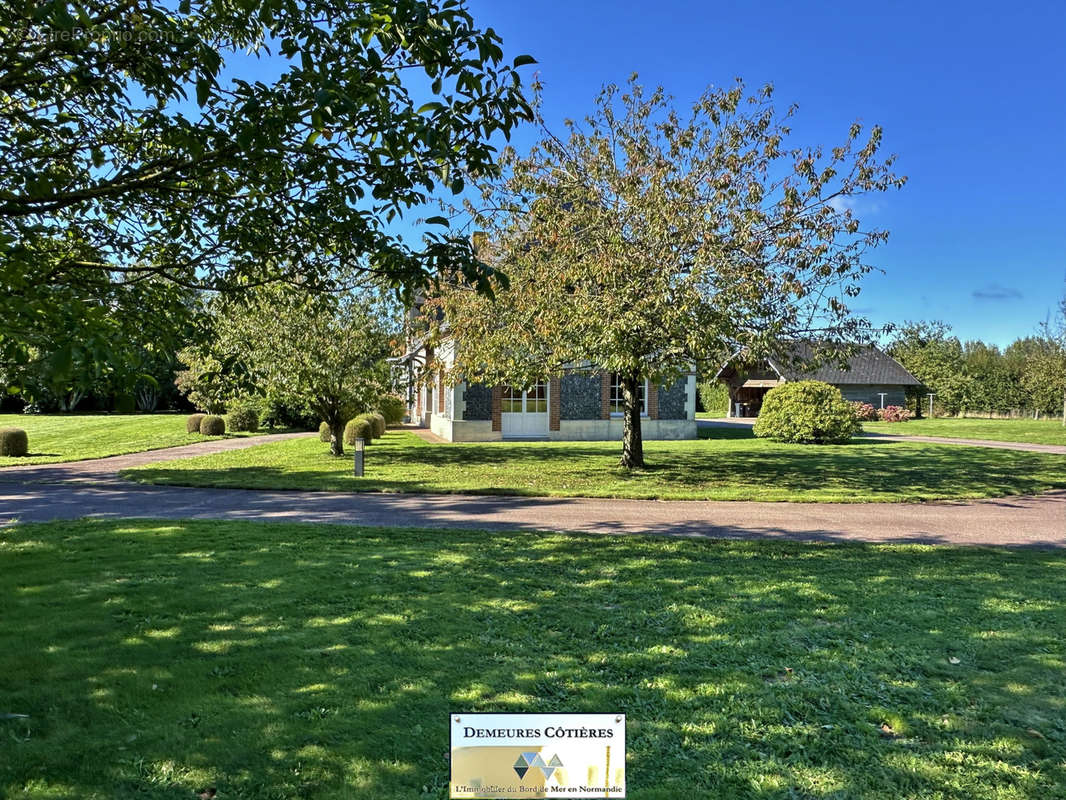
[0,414,278,466]
[123,428,1066,502]
[864,417,1066,446]
[1,519,1063,799]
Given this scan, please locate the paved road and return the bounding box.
[1,432,1063,546]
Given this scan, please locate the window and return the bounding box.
[609,373,648,416]
[501,385,522,413]
[501,382,548,413]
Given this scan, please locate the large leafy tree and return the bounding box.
[887,320,965,416]
[1,0,534,376]
[182,289,396,455]
[1021,296,1066,422]
[430,78,906,466]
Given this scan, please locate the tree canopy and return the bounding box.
[179,289,397,454]
[429,77,906,465]
[1,0,534,380]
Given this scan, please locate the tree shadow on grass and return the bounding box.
[0,520,1063,798]
[128,431,1066,502]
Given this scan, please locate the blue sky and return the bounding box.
[464,0,1066,347]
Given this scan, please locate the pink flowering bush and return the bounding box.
[877,405,912,422]
[850,402,878,422]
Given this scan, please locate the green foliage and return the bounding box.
[433,76,904,466]
[0,427,28,456]
[376,396,406,426]
[113,394,136,414]
[319,422,332,443]
[344,418,372,446]
[225,398,261,432]
[175,340,252,415]
[753,381,862,444]
[697,381,729,415]
[260,395,318,430]
[890,318,1065,418]
[367,413,386,438]
[180,289,396,456]
[199,415,226,436]
[186,414,206,434]
[351,414,377,440]
[1,0,535,368]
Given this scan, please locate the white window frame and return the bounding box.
[609,373,650,417]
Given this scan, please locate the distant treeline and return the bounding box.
[887,321,1064,418]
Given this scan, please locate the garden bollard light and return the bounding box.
[353,437,365,477]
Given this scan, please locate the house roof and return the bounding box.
[718,343,921,386]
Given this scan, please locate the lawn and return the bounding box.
[864,417,1066,446]
[0,414,279,467]
[1,519,1063,799]
[123,428,1066,502]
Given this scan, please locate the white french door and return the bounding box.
[500,382,549,438]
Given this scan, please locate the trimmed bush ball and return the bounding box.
[344,418,372,446]
[753,381,861,444]
[0,428,29,457]
[368,412,386,439]
[319,422,332,442]
[376,395,406,426]
[357,413,380,439]
[186,413,206,433]
[199,415,226,436]
[226,398,260,432]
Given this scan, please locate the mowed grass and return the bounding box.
[123,428,1066,502]
[0,414,273,466]
[1,519,1063,799]
[864,417,1066,446]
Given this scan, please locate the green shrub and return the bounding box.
[319,422,332,442]
[113,394,136,414]
[186,413,206,433]
[697,381,729,415]
[0,427,28,457]
[344,417,372,445]
[376,395,406,426]
[199,415,226,436]
[368,412,386,438]
[261,395,318,430]
[753,381,861,444]
[226,398,260,432]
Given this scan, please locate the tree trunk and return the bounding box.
[619,373,645,469]
[329,420,345,456]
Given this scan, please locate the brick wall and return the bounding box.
[491,386,502,432]
[549,377,560,431]
[600,372,611,419]
[647,384,659,419]
[437,372,445,413]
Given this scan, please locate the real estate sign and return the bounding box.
[450,713,626,798]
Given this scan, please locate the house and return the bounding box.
[397,340,697,442]
[715,343,921,417]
